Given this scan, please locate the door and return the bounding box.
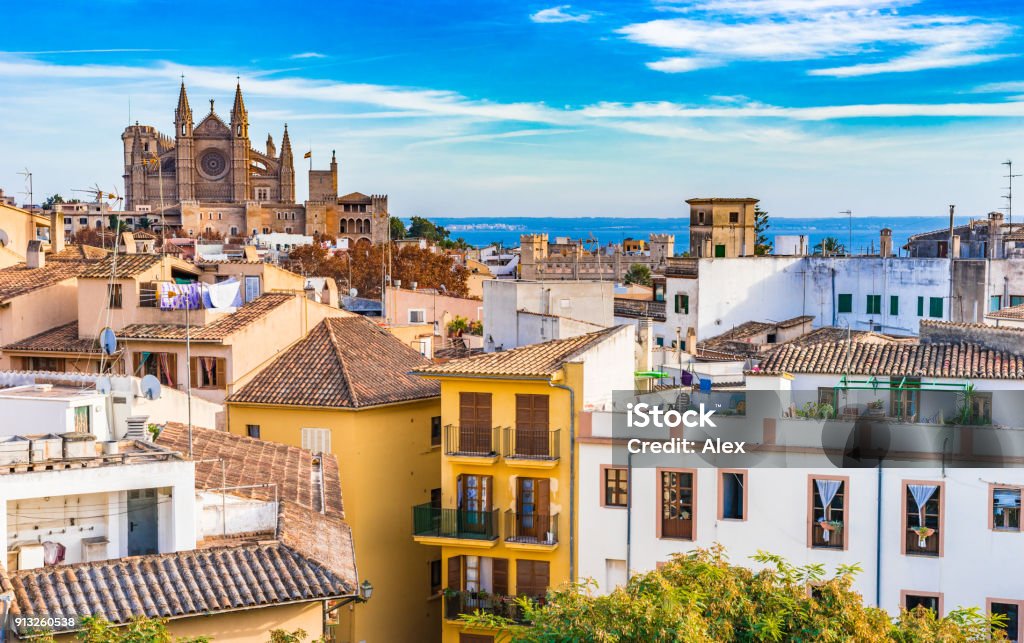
[515,394,549,457]
[127,488,159,556]
[517,478,550,540]
[660,471,694,539]
[244,275,261,303]
[459,392,493,455]
[457,474,492,534]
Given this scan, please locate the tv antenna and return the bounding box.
[1004,160,1021,228]
[17,168,32,207]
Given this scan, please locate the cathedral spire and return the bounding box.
[175,79,193,137]
[231,79,247,122]
[280,123,292,158]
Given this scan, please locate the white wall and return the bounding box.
[484,280,615,351]
[0,389,109,440]
[197,491,277,540]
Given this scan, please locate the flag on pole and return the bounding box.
[303,151,312,159]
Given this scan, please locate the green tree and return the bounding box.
[461,546,1005,642]
[407,216,450,242]
[42,194,65,210]
[814,236,847,256]
[623,263,653,287]
[32,615,210,642]
[389,216,407,240]
[137,216,152,230]
[754,205,773,255]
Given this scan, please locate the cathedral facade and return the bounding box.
[122,82,388,245]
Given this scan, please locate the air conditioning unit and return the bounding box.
[16,543,44,570]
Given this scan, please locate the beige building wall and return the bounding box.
[0,280,80,369]
[0,203,49,258]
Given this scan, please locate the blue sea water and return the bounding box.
[420,216,972,254]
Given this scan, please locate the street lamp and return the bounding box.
[359,579,374,602]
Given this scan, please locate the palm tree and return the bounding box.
[814,236,846,256]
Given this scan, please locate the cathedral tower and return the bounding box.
[279,124,295,203]
[230,81,250,202]
[174,81,195,202]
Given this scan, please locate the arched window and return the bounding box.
[340,220,346,233]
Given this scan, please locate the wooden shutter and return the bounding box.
[459,392,493,454]
[215,358,227,389]
[492,558,509,596]
[516,395,549,457]
[190,357,199,388]
[516,560,549,598]
[133,352,141,375]
[448,555,462,590]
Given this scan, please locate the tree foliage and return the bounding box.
[623,263,652,287]
[754,205,772,256]
[389,216,407,240]
[461,546,1005,642]
[33,615,210,642]
[814,236,846,256]
[407,216,449,242]
[41,194,65,210]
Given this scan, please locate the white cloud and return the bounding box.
[645,56,720,73]
[974,81,1024,94]
[530,5,591,24]
[290,52,327,59]
[619,2,1012,76]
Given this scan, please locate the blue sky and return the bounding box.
[1,0,1023,218]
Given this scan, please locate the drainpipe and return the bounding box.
[831,268,837,327]
[875,464,883,608]
[549,378,576,582]
[626,449,633,583]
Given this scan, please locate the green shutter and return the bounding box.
[929,297,943,318]
[837,294,852,313]
[674,294,681,313]
[866,295,881,315]
[682,294,689,314]
[917,296,924,316]
[714,244,726,258]
[890,295,899,316]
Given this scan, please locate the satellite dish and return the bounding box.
[99,327,118,356]
[96,376,112,394]
[140,375,162,400]
[349,288,358,297]
[0,229,8,247]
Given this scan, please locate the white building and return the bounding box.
[482,279,614,351]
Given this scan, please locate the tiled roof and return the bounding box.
[229,317,439,408]
[47,244,110,261]
[415,326,624,378]
[119,293,294,342]
[784,326,913,347]
[698,316,814,357]
[7,542,355,635]
[0,261,87,304]
[132,231,158,240]
[664,258,698,278]
[755,340,1024,379]
[613,298,666,322]
[987,304,1024,320]
[79,253,166,278]
[2,322,101,354]
[155,422,344,516]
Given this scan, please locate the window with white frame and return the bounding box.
[301,427,331,454]
[409,309,426,324]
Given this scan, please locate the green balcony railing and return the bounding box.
[412,503,500,540]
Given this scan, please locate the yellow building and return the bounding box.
[686,197,759,258]
[411,326,633,643]
[226,316,443,643]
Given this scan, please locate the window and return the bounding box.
[78,217,87,225]
[674,293,689,314]
[107,284,123,309]
[429,560,442,595]
[719,470,746,520]
[409,309,426,324]
[655,336,664,347]
[817,387,836,410]
[246,424,260,439]
[1012,295,1024,307]
[866,294,881,314]
[890,295,899,316]
[457,474,493,534]
[991,295,1002,312]
[714,244,726,258]
[191,356,226,389]
[134,351,176,387]
[457,392,493,455]
[929,297,943,318]
[809,476,847,549]
[430,488,442,508]
[837,294,852,313]
[21,356,64,371]
[889,377,920,421]
[991,486,1022,531]
[697,210,705,224]
[430,416,442,447]
[515,559,550,598]
[602,466,629,508]
[659,469,695,540]
[73,405,91,433]
[989,600,1023,642]
[244,276,261,303]
[903,480,943,556]
[301,427,332,454]
[917,296,924,316]
[230,226,238,236]
[902,591,942,616]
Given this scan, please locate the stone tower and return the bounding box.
[649,233,675,264]
[279,124,295,203]
[519,233,549,280]
[174,81,195,202]
[308,150,339,202]
[230,82,250,203]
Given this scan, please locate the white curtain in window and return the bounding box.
[909,484,938,527]
[816,479,842,542]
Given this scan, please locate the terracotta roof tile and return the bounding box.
[229,317,439,408]
[119,293,294,342]
[0,261,87,304]
[613,298,666,321]
[415,326,624,378]
[987,304,1024,320]
[2,322,101,354]
[47,244,110,261]
[7,542,355,635]
[79,253,166,278]
[755,340,1024,379]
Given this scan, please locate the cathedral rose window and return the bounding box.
[199,149,229,179]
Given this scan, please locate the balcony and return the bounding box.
[443,590,528,623]
[443,424,500,461]
[504,428,560,468]
[412,504,499,547]
[504,510,558,550]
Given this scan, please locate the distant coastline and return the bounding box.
[412,216,975,253]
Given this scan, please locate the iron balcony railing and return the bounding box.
[504,510,558,545]
[444,590,528,623]
[504,427,560,461]
[412,503,499,540]
[443,424,500,457]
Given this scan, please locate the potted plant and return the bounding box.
[866,399,885,417]
[912,525,935,547]
[818,519,843,533]
[447,316,469,337]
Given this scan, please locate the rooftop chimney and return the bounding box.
[879,228,893,258]
[989,211,1005,259]
[25,239,44,269]
[48,211,65,254]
